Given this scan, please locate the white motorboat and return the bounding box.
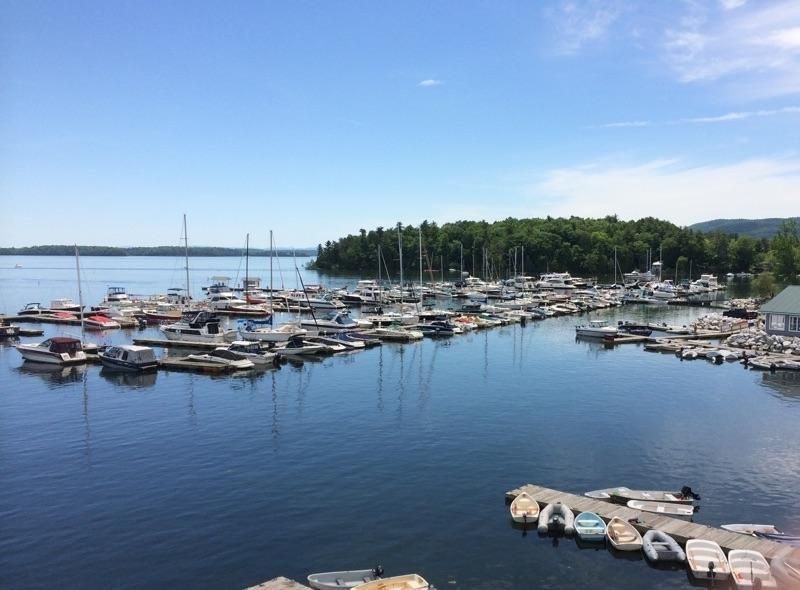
[606,517,643,551]
[239,320,307,343]
[160,311,237,343]
[186,349,255,370]
[220,341,277,366]
[352,574,431,590]
[273,338,327,357]
[585,486,630,500]
[308,567,384,590]
[610,486,700,505]
[15,337,88,365]
[83,314,122,330]
[729,550,777,588]
[686,539,731,580]
[536,272,576,290]
[99,345,158,372]
[627,500,694,519]
[301,312,367,332]
[575,319,618,338]
[207,292,248,310]
[17,302,48,316]
[50,298,82,312]
[509,492,540,525]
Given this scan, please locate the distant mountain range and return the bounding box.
[689,218,798,239]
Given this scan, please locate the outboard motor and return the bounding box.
[373,565,384,578]
[681,486,701,501]
[551,513,564,530]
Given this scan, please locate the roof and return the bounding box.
[761,286,800,314]
[115,344,151,352]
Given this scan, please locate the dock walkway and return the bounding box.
[507,483,796,561]
[245,577,310,590]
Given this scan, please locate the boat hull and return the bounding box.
[15,346,87,365]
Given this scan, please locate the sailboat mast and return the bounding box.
[269,230,274,315]
[245,233,249,296]
[397,223,403,300]
[418,226,422,288]
[183,214,190,310]
[75,245,85,343]
[614,246,618,285]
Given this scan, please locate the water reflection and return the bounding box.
[99,367,158,388]
[759,371,800,402]
[17,361,87,385]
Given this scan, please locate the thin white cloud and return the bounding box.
[532,156,800,225]
[417,79,443,87]
[545,0,624,55]
[663,1,800,97]
[598,106,800,128]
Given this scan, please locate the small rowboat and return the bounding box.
[308,567,384,590]
[352,574,431,590]
[610,485,700,505]
[509,492,540,525]
[627,500,694,519]
[574,512,606,542]
[729,550,777,588]
[584,486,630,500]
[606,517,643,551]
[686,539,730,580]
[722,524,782,536]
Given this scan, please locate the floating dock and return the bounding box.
[245,577,310,590]
[506,483,796,561]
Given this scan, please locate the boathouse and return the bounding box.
[761,285,800,336]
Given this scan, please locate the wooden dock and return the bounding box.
[506,484,796,561]
[245,577,310,590]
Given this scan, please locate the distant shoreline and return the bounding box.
[0,246,316,257]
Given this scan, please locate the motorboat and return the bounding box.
[104,287,130,305]
[15,337,87,365]
[306,334,365,351]
[17,302,48,316]
[0,319,20,338]
[273,337,327,357]
[362,327,424,342]
[537,502,574,535]
[605,517,643,551]
[207,292,249,311]
[574,512,606,542]
[417,320,456,337]
[50,298,82,312]
[186,349,255,370]
[143,303,183,323]
[83,314,122,330]
[509,492,540,525]
[610,486,700,505]
[160,311,237,343]
[686,539,730,581]
[300,312,365,332]
[642,530,685,563]
[239,319,308,343]
[585,486,631,500]
[352,574,431,590]
[575,319,618,338]
[771,555,800,589]
[219,341,277,366]
[626,500,694,519]
[287,291,346,310]
[99,345,158,372]
[728,550,777,588]
[536,272,576,290]
[308,566,385,590]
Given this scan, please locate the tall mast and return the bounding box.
[418,226,423,288]
[440,255,444,284]
[659,244,663,281]
[245,233,249,296]
[521,246,524,279]
[460,242,463,279]
[75,244,85,343]
[397,223,403,301]
[377,245,382,303]
[183,214,190,310]
[269,230,274,315]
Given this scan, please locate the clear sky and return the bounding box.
[2,0,799,248]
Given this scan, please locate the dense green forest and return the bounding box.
[690,217,799,239]
[311,216,800,283]
[0,245,316,257]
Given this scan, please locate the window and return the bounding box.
[770,314,786,330]
[790,315,800,332]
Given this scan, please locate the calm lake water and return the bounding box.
[1,256,799,590]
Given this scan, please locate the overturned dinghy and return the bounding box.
[537,501,575,535]
[309,566,384,590]
[509,492,540,525]
[643,530,685,563]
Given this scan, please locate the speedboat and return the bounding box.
[300,312,365,332]
[239,319,307,343]
[160,311,237,343]
[221,341,278,366]
[309,567,385,590]
[417,320,456,337]
[186,349,255,370]
[686,539,730,581]
[509,492,540,525]
[50,298,82,312]
[575,320,618,338]
[728,550,777,588]
[99,345,158,372]
[610,486,700,505]
[17,302,48,316]
[83,314,122,330]
[606,517,643,551]
[273,337,327,357]
[15,337,88,365]
[574,512,606,542]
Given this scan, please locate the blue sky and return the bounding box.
[2,0,799,248]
